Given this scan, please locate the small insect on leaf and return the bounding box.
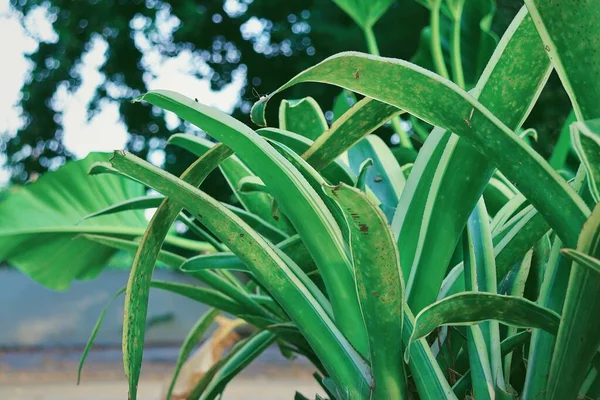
[354,69,360,80]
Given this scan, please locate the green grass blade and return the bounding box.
[139,93,368,356]
[77,286,126,385]
[303,97,403,170]
[278,97,327,141]
[324,183,408,399]
[79,195,163,222]
[571,119,600,203]
[109,152,372,397]
[464,324,495,400]
[561,249,600,275]
[166,308,219,400]
[547,204,600,400]
[463,199,510,397]
[199,331,276,400]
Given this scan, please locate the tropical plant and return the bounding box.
[2,1,600,400]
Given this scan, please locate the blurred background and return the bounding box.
[0,0,575,398]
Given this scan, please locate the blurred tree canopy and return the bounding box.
[4,0,570,183]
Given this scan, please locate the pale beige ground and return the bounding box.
[0,357,323,399]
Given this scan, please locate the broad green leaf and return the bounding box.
[464,325,495,400]
[166,308,219,400]
[278,97,327,141]
[140,91,368,356]
[303,97,403,171]
[407,292,560,357]
[78,286,126,384]
[256,127,356,186]
[571,119,600,202]
[0,153,150,290]
[324,183,409,399]
[347,135,405,222]
[107,151,371,397]
[547,204,600,400]
[199,331,276,400]
[331,0,394,30]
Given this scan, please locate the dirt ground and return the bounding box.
[0,349,323,399]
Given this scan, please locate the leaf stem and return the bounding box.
[430,2,450,79]
[364,26,414,149]
[450,7,466,88]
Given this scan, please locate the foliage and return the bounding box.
[3,1,600,400]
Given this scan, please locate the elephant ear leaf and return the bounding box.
[0,153,150,290]
[331,0,395,30]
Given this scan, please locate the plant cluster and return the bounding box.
[1,1,600,399]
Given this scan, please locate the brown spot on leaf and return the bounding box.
[354,69,360,79]
[359,224,369,234]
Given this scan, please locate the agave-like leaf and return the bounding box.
[199,331,276,400]
[546,204,600,400]
[253,9,582,310]
[278,97,328,141]
[167,134,293,234]
[347,135,405,221]
[561,249,600,275]
[143,94,369,356]
[324,183,409,399]
[166,308,220,400]
[571,119,600,202]
[303,97,403,170]
[256,127,356,186]
[407,292,561,358]
[77,286,126,384]
[107,151,371,397]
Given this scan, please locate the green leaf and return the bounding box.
[107,151,371,397]
[561,248,600,275]
[355,158,373,192]
[303,97,403,171]
[166,308,220,400]
[407,292,561,359]
[331,0,394,30]
[78,286,126,385]
[278,97,327,141]
[80,195,162,222]
[114,144,234,400]
[549,111,576,170]
[140,91,368,356]
[324,183,409,399]
[199,331,276,400]
[81,234,185,268]
[256,127,356,186]
[237,176,267,194]
[168,134,293,234]
[547,204,600,400]
[524,0,600,121]
[347,135,405,221]
[0,153,150,290]
[571,119,600,202]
